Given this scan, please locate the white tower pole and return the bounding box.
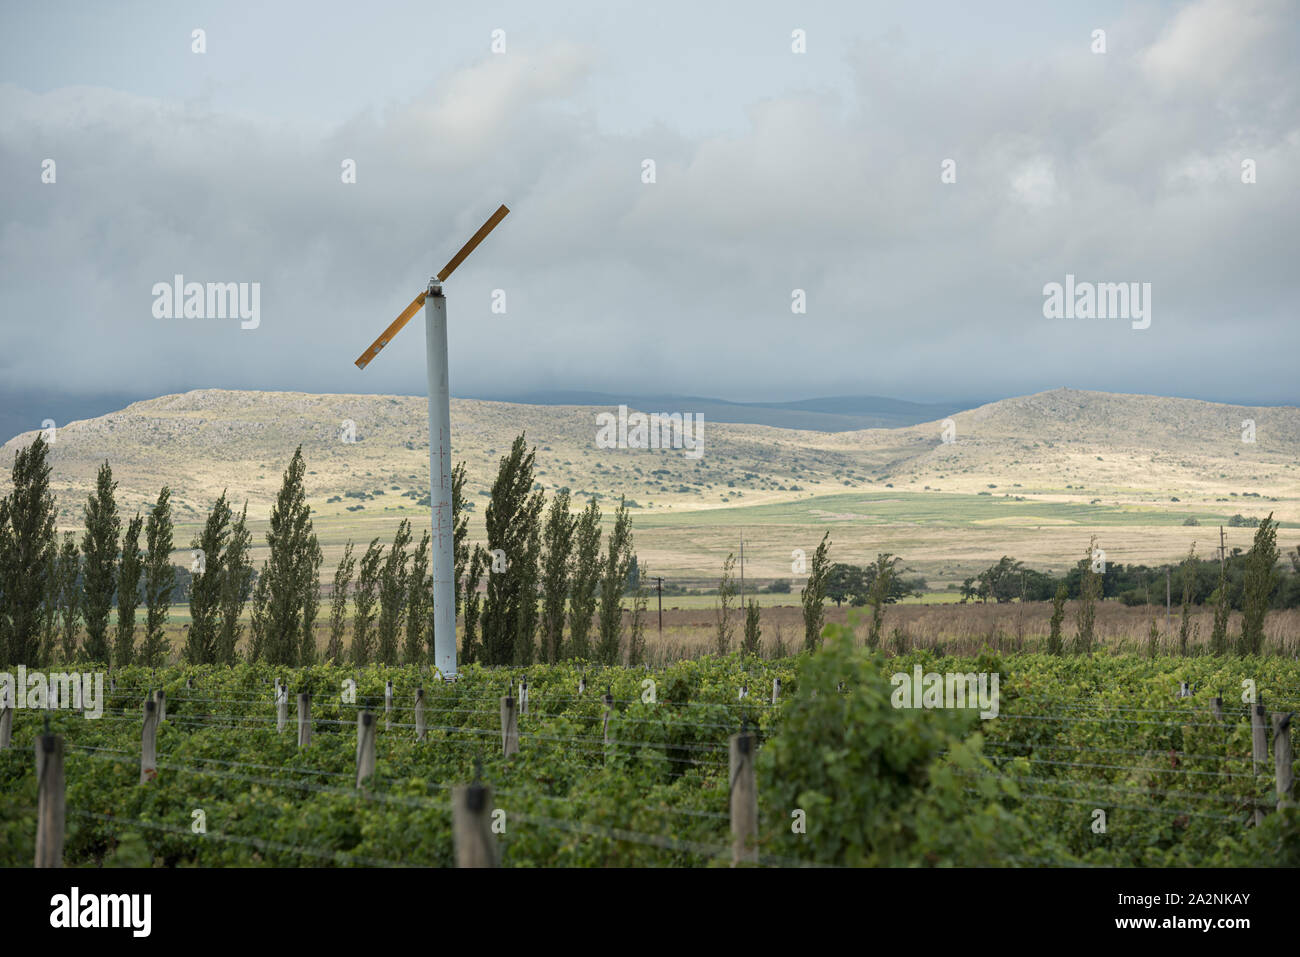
[424,281,457,677]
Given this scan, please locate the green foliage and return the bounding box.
[325,541,355,663]
[595,497,633,665]
[186,492,232,665]
[714,553,737,655]
[262,447,319,666]
[0,435,57,666]
[140,487,175,668]
[376,519,412,665]
[114,512,144,667]
[1073,536,1101,655]
[404,529,431,665]
[566,497,602,660]
[1047,583,1067,655]
[452,461,469,618]
[482,435,543,666]
[800,531,831,652]
[81,461,120,663]
[217,504,253,665]
[540,489,575,664]
[1238,514,1279,656]
[742,599,762,657]
[350,538,384,665]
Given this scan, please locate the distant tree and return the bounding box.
[865,553,902,649]
[540,489,576,663]
[826,563,861,608]
[56,533,82,662]
[1238,514,1279,656]
[325,541,355,662]
[139,487,175,668]
[114,512,144,667]
[1209,558,1231,656]
[742,599,762,657]
[247,564,270,663]
[0,436,57,666]
[405,528,431,664]
[1073,537,1101,655]
[1146,615,1160,659]
[1178,544,1196,655]
[216,504,253,664]
[975,556,1025,604]
[81,461,121,662]
[461,545,488,665]
[350,538,384,665]
[801,532,832,652]
[566,498,602,659]
[186,493,233,664]
[713,552,737,655]
[376,519,412,665]
[627,572,649,666]
[452,462,469,616]
[263,447,318,665]
[1047,583,1067,655]
[298,532,323,665]
[481,435,544,666]
[595,497,633,665]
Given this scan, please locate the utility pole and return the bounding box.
[739,539,745,610]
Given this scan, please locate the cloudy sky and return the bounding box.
[2,0,1297,416]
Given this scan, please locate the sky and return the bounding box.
[1,0,1297,414]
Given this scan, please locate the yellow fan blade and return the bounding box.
[437,204,510,282]
[354,291,428,369]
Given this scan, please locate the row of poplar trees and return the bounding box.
[0,432,639,669]
[0,434,176,668]
[328,433,640,668]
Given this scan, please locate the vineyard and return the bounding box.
[3,623,1298,867]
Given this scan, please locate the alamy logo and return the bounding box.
[152,274,261,329]
[595,405,704,459]
[890,665,1000,719]
[0,667,104,719]
[50,887,151,937]
[1042,274,1151,329]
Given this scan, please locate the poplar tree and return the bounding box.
[1177,544,1196,655]
[595,497,633,665]
[801,531,831,652]
[187,493,232,664]
[298,533,323,665]
[56,533,82,662]
[461,545,487,665]
[566,497,602,660]
[140,486,175,668]
[376,519,412,665]
[0,435,57,666]
[452,462,469,616]
[216,504,253,663]
[81,461,121,662]
[1239,514,1279,656]
[114,512,144,667]
[540,489,576,663]
[405,528,432,664]
[263,447,318,665]
[481,435,543,666]
[742,599,762,657]
[326,541,355,663]
[714,553,737,655]
[350,538,384,665]
[1073,536,1101,655]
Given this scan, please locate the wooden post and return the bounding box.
[1210,695,1223,721]
[35,732,65,868]
[276,681,287,733]
[500,695,518,757]
[0,685,12,749]
[356,711,376,787]
[154,688,166,722]
[1252,701,1268,825]
[1274,712,1294,810]
[140,699,158,784]
[578,674,585,696]
[729,731,757,866]
[1178,682,1190,698]
[452,782,498,867]
[772,678,781,705]
[519,678,528,715]
[385,680,393,731]
[297,693,311,748]
[415,688,427,741]
[738,683,747,701]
